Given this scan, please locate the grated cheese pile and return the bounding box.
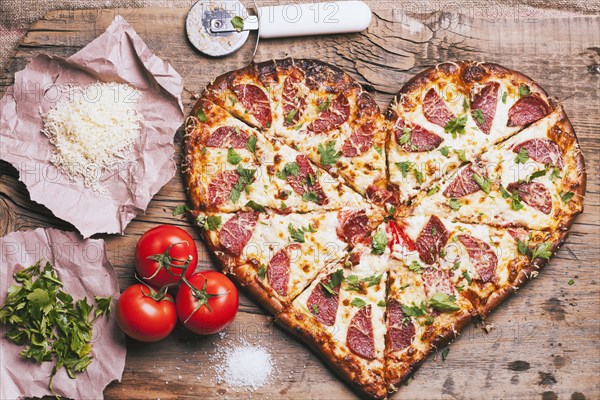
[42,82,142,194]
[211,338,274,391]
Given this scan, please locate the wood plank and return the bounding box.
[1,4,599,399]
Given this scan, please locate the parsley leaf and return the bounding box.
[401,301,428,318]
[399,128,411,146]
[462,270,472,285]
[374,145,383,155]
[230,16,244,31]
[276,162,300,180]
[227,148,242,165]
[519,84,531,97]
[363,273,383,287]
[502,92,508,104]
[302,192,319,203]
[172,204,190,216]
[350,298,367,308]
[561,191,574,203]
[449,198,462,210]
[377,300,387,307]
[439,146,450,157]
[514,148,529,164]
[531,242,553,260]
[427,186,440,196]
[320,269,344,296]
[441,348,450,361]
[285,109,298,125]
[245,200,266,212]
[396,161,412,178]
[318,140,341,165]
[549,167,562,182]
[258,264,267,279]
[472,173,492,194]
[371,229,389,255]
[311,304,319,315]
[198,215,222,231]
[429,292,460,312]
[245,135,257,153]
[517,239,529,255]
[444,115,468,139]
[473,108,485,125]
[454,149,467,162]
[414,169,424,184]
[230,165,256,203]
[408,260,423,273]
[318,97,332,112]
[524,169,547,183]
[196,108,208,122]
[288,223,306,243]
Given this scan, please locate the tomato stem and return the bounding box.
[180,274,229,324]
[134,274,174,303]
[143,242,193,281]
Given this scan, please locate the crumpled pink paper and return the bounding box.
[0,228,125,399]
[0,16,184,238]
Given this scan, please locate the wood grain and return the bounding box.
[1,3,599,399]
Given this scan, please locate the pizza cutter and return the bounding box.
[186,0,372,57]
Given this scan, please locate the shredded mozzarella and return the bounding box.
[42,82,142,194]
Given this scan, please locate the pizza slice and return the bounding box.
[195,207,384,314]
[276,226,392,399]
[411,107,585,230]
[183,99,366,213]
[386,61,553,204]
[384,215,563,389]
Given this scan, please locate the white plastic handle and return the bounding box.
[256,1,371,39]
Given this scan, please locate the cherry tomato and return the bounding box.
[176,271,239,335]
[136,225,198,289]
[116,284,177,342]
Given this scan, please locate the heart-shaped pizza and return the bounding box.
[183,59,585,399]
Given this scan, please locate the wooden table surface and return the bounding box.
[1,2,599,399]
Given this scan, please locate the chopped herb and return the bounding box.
[414,169,424,184]
[427,186,440,196]
[399,128,411,145]
[388,205,396,216]
[473,109,485,125]
[549,167,562,182]
[371,229,389,255]
[196,108,208,122]
[567,279,574,286]
[429,292,460,312]
[514,147,529,164]
[374,145,383,155]
[172,204,190,216]
[441,348,450,361]
[245,136,257,153]
[320,269,344,296]
[561,191,574,203]
[396,161,412,178]
[302,192,319,203]
[462,270,472,285]
[276,162,300,180]
[444,115,468,139]
[517,239,529,255]
[227,148,242,165]
[472,173,492,194]
[401,301,428,318]
[230,165,256,203]
[502,92,508,104]
[199,215,222,231]
[318,140,341,165]
[531,242,552,260]
[452,261,461,270]
[363,273,383,287]
[280,201,287,209]
[230,16,244,31]
[454,149,467,162]
[408,260,423,274]
[311,304,319,315]
[317,97,331,112]
[449,198,462,211]
[350,297,367,308]
[439,146,450,157]
[285,108,298,125]
[245,200,266,212]
[201,146,207,155]
[258,264,267,279]
[288,223,316,243]
[462,97,470,112]
[0,261,112,393]
[345,275,362,291]
[518,84,531,97]
[525,169,547,183]
[377,300,387,307]
[424,314,435,325]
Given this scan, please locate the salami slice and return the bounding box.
[386,299,415,352]
[507,93,551,127]
[307,93,350,133]
[512,138,564,168]
[443,165,481,198]
[395,119,443,152]
[337,209,371,246]
[285,155,328,205]
[458,235,498,283]
[423,88,455,127]
[307,273,341,326]
[342,122,375,157]
[365,185,397,207]
[506,181,552,214]
[347,305,376,360]
[219,212,259,256]
[207,170,239,206]
[356,92,378,118]
[414,216,449,264]
[422,268,454,297]
[267,243,301,296]
[233,84,273,128]
[206,126,250,148]
[471,81,499,134]
[282,68,306,127]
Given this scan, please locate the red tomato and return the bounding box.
[176,271,239,335]
[136,225,198,289]
[116,284,177,342]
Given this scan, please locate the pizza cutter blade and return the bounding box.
[186,0,372,57]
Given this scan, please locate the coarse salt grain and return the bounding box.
[212,342,274,391]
